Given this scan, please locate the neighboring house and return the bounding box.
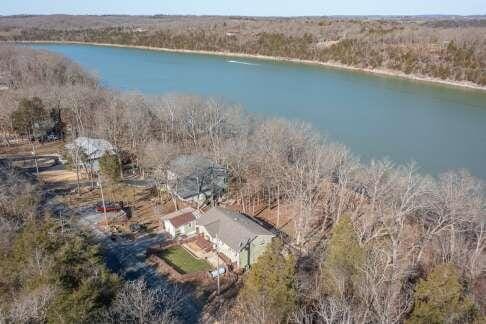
[197,207,275,268]
[162,207,198,238]
[65,137,115,172]
[167,155,228,205]
[0,73,9,91]
[32,119,55,140]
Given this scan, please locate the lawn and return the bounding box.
[158,246,212,274]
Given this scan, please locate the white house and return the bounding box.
[162,207,198,238]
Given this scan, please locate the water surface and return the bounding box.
[30,44,486,179]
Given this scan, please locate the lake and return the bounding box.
[30,44,486,179]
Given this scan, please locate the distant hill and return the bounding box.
[1,14,485,86]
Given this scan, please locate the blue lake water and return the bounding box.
[30,44,486,179]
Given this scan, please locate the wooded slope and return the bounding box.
[1,15,485,86]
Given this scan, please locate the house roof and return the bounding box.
[162,207,196,228]
[197,207,274,252]
[168,155,228,200]
[68,137,115,160]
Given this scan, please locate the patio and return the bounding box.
[183,236,226,269]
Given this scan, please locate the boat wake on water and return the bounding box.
[227,60,259,66]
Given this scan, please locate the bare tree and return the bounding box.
[100,279,185,324]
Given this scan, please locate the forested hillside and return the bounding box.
[1,45,485,323]
[0,47,186,323]
[1,15,485,86]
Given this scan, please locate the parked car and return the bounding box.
[95,202,121,213]
[47,134,59,141]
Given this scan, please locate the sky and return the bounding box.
[1,0,485,17]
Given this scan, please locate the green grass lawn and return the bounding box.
[159,246,212,274]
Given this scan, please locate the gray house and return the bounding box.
[197,207,274,268]
[167,155,228,205]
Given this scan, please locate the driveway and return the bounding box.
[77,208,166,284]
[75,207,201,322]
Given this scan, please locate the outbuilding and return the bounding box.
[162,207,198,238]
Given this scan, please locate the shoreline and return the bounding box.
[8,40,486,92]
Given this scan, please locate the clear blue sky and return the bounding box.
[1,0,485,16]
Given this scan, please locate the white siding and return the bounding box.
[218,241,238,263]
[164,220,176,238]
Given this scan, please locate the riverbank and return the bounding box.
[10,40,486,92]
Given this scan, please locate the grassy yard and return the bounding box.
[159,246,212,274]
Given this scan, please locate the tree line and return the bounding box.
[1,15,485,86]
[1,45,485,323]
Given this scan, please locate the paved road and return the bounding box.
[0,154,60,173]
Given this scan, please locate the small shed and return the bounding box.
[162,207,198,238]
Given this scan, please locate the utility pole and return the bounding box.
[277,183,280,228]
[216,220,221,295]
[59,210,64,236]
[30,136,39,177]
[98,172,109,229]
[73,146,81,194]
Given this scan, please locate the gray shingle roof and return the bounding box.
[70,137,115,160]
[197,207,274,252]
[168,155,227,200]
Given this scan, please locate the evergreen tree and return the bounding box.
[321,214,365,297]
[99,153,121,182]
[239,239,296,323]
[1,219,119,323]
[406,263,478,324]
[11,97,47,136]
